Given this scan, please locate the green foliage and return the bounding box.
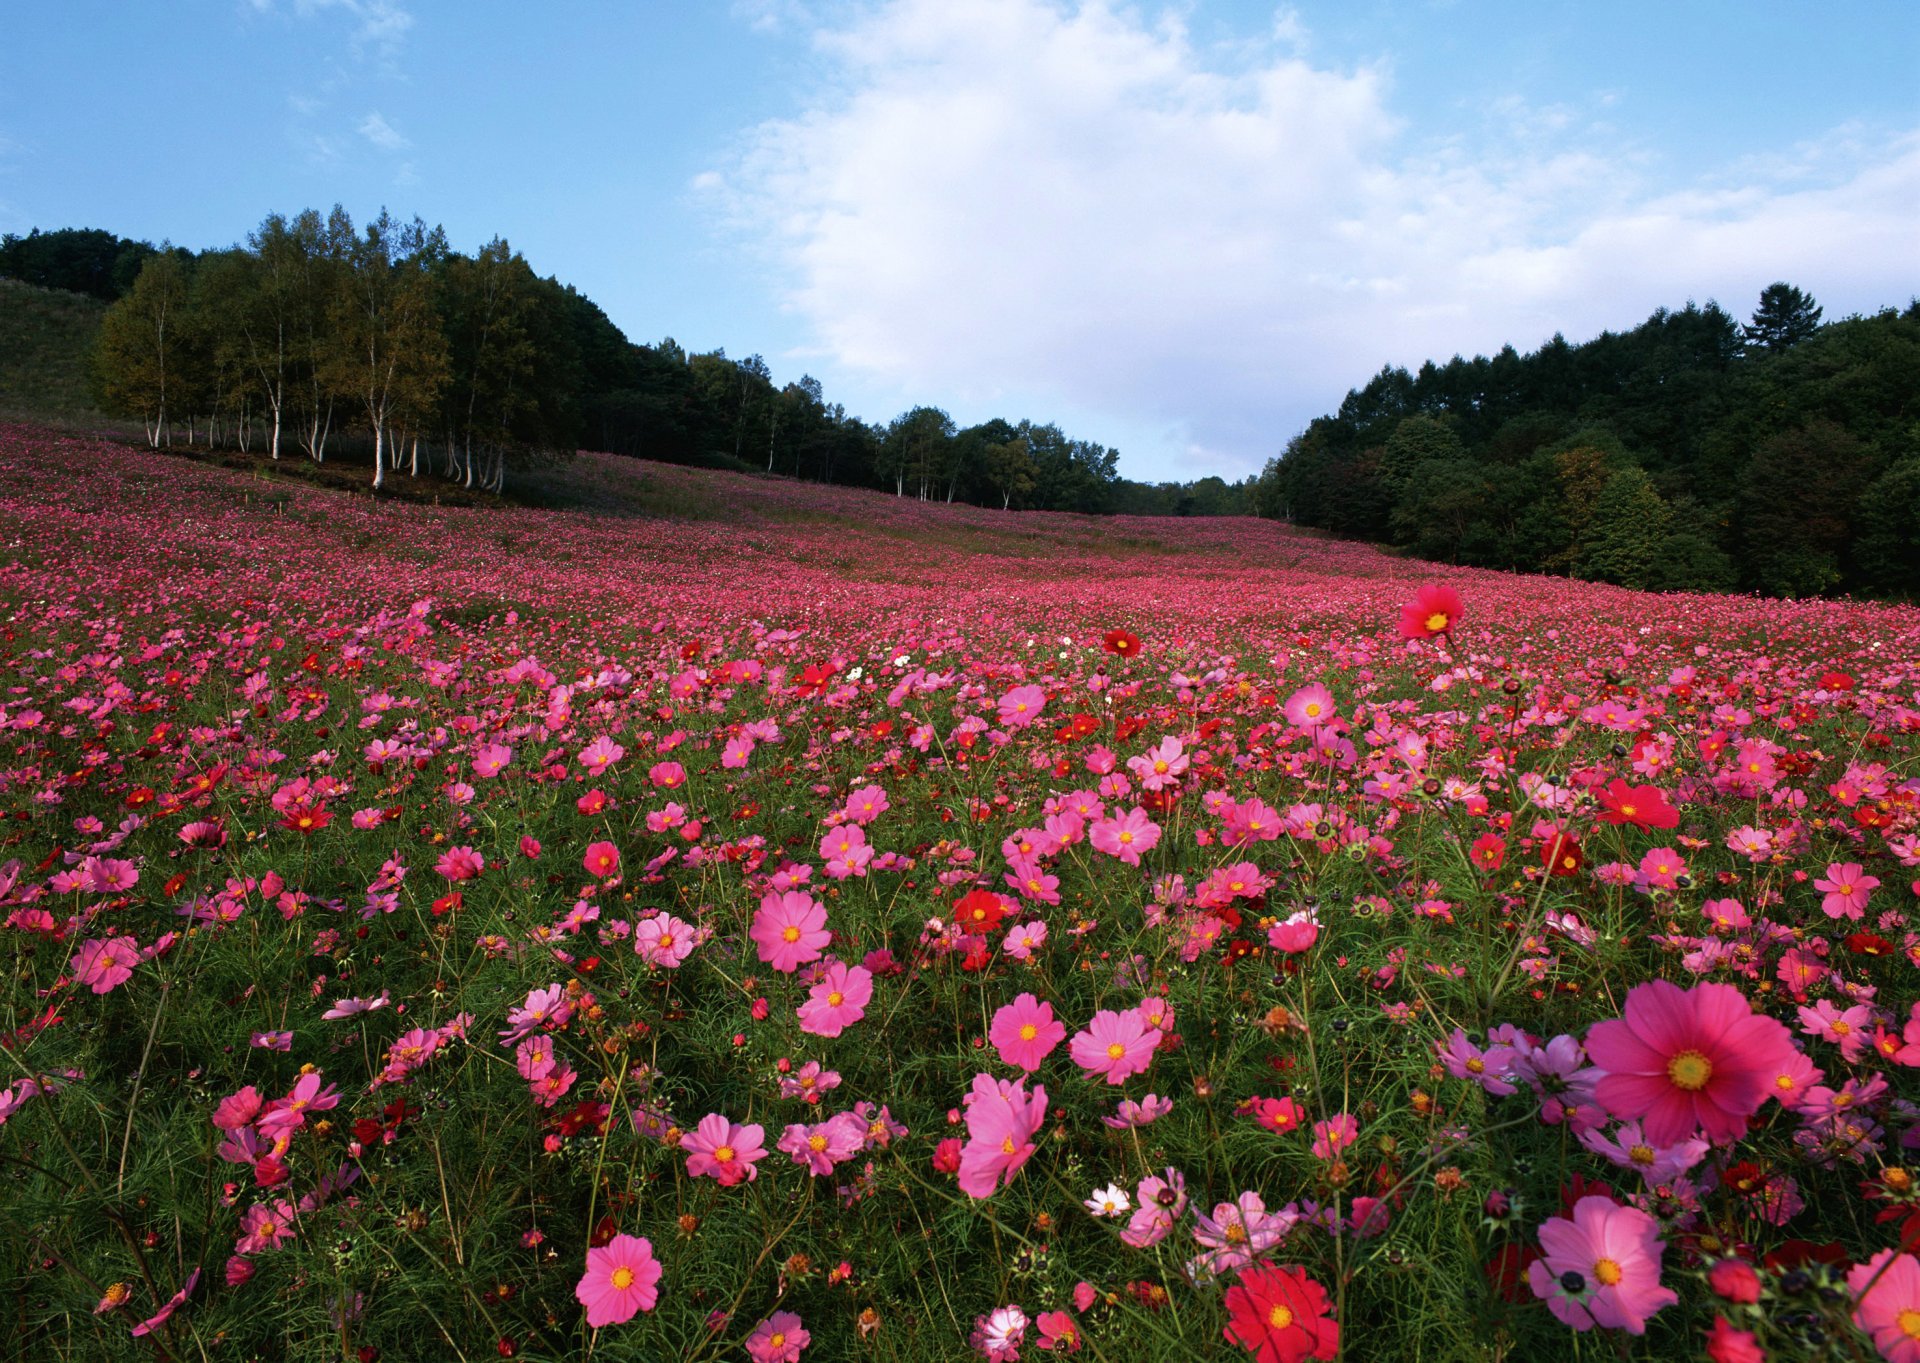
[1264,297,1920,598]
[0,278,107,415]
[1575,466,1669,588]
[0,226,155,300]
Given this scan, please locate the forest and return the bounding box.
[1250,285,1920,597]
[0,222,1251,514]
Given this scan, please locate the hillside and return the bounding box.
[0,277,104,416]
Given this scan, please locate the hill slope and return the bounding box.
[0,278,104,416]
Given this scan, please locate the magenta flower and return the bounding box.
[997,684,1046,729]
[681,1114,766,1186]
[988,993,1065,1073]
[958,1072,1048,1199]
[745,1310,809,1362]
[577,734,625,775]
[1814,861,1879,920]
[1526,1195,1678,1333]
[634,913,697,969]
[796,961,872,1038]
[574,1233,661,1327]
[471,742,512,778]
[776,1113,865,1175]
[1088,807,1160,866]
[1282,682,1337,729]
[1585,980,1796,1145]
[434,845,484,882]
[1310,1113,1360,1160]
[750,890,830,973]
[1068,1007,1158,1085]
[71,937,138,994]
[583,840,621,878]
[1848,1249,1920,1363]
[130,1267,200,1339]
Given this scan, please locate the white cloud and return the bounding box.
[358,110,410,151]
[718,0,1920,480]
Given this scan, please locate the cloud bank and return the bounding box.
[717,0,1919,479]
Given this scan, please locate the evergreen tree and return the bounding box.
[1576,466,1671,589]
[1743,282,1823,353]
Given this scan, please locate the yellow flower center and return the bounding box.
[714,1145,735,1163]
[1629,1144,1655,1165]
[1902,1310,1920,1340]
[808,1134,828,1153]
[1593,1258,1623,1287]
[1107,1043,1127,1060]
[1465,1058,1484,1073]
[1833,1020,1852,1035]
[827,991,845,1007]
[1425,612,1449,632]
[770,1333,786,1349]
[1303,703,1322,718]
[1153,760,1168,773]
[657,934,674,950]
[782,926,801,942]
[610,1266,635,1291]
[1019,1024,1038,1041]
[1118,832,1133,844]
[1001,1137,1017,1155]
[1268,1304,1294,1329]
[1225,1223,1247,1243]
[1666,1049,1713,1091]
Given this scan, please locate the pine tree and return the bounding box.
[1743,283,1822,353]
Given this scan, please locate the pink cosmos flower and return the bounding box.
[322,991,389,1020]
[577,735,625,775]
[1399,583,1464,639]
[1310,1114,1359,1161]
[1127,737,1188,791]
[1001,919,1048,959]
[841,785,889,825]
[130,1267,200,1339]
[1190,1191,1288,1273]
[575,1233,661,1327]
[1283,682,1337,730]
[434,845,484,882]
[1585,980,1797,1145]
[997,685,1045,729]
[750,891,830,973]
[681,1114,767,1186]
[1578,1121,1709,1185]
[236,1200,297,1253]
[777,1113,865,1175]
[257,1072,339,1140]
[649,760,686,789]
[212,1086,264,1131]
[72,937,138,994]
[958,1072,1048,1199]
[634,913,697,969]
[1798,998,1874,1063]
[1527,1195,1677,1334]
[1266,910,1320,955]
[1034,1309,1081,1352]
[1088,807,1160,866]
[970,1305,1028,1362]
[746,1310,809,1363]
[514,1035,557,1081]
[1437,1028,1518,1095]
[989,993,1065,1073]
[1636,847,1687,891]
[819,824,872,879]
[796,961,873,1038]
[1849,1249,1920,1363]
[471,743,512,778]
[1815,862,1879,920]
[1069,1008,1158,1085]
[583,841,620,879]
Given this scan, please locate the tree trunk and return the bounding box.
[372,419,385,491]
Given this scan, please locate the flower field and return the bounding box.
[3,421,1919,1362]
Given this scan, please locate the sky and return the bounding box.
[2,1,1915,482]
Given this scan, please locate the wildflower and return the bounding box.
[958,1072,1048,1199]
[1088,807,1160,866]
[1597,780,1680,831]
[1282,683,1337,730]
[434,845,484,882]
[1848,1249,1920,1362]
[583,841,620,878]
[681,1114,767,1186]
[796,961,873,1038]
[1585,980,1796,1144]
[1310,1114,1358,1161]
[1192,1192,1287,1273]
[1815,862,1879,920]
[746,1310,809,1362]
[131,1267,201,1339]
[989,994,1065,1073]
[577,735,625,775]
[1084,1183,1132,1218]
[1222,1261,1339,1361]
[1266,910,1320,955]
[1707,1258,1761,1304]
[1035,1308,1081,1351]
[575,1233,662,1327]
[71,937,138,994]
[1102,1094,1173,1129]
[1398,583,1463,640]
[1103,629,1140,657]
[1069,1008,1157,1085]
[777,1114,864,1176]
[970,1305,1027,1361]
[634,913,697,969]
[998,685,1046,730]
[751,891,831,973]
[1526,1195,1677,1333]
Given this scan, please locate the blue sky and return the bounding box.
[3,1,1915,481]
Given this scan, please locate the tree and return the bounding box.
[1577,466,1671,588]
[329,210,447,490]
[1744,283,1822,354]
[93,248,192,447]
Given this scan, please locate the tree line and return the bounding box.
[1251,284,1920,598]
[7,221,1254,514]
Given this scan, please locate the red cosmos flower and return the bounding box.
[279,804,331,835]
[1398,584,1463,640]
[1103,629,1140,657]
[1541,833,1582,877]
[953,889,1009,934]
[1596,780,1680,831]
[1222,1262,1339,1362]
[1469,833,1505,872]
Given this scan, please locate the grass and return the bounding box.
[0,278,106,417]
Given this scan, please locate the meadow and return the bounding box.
[1,421,1916,1362]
